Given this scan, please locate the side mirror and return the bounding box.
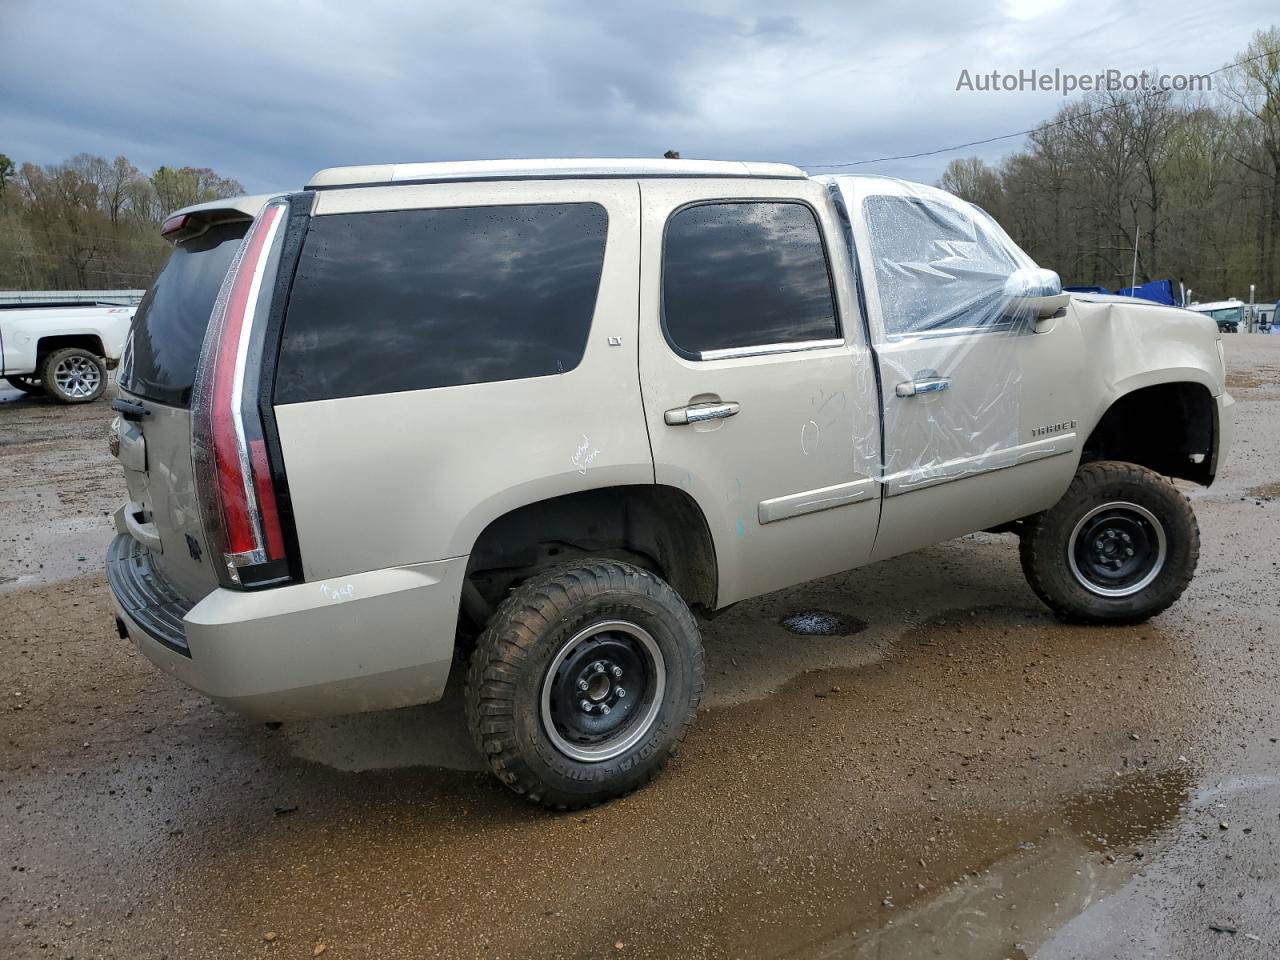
[1004,267,1071,319]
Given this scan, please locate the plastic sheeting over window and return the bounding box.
[819,175,1062,492]
[862,194,1029,337]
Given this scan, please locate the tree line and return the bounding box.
[0,154,243,290]
[940,27,1280,303]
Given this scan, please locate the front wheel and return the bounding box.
[1020,461,1199,623]
[465,560,704,809]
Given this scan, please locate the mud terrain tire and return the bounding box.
[1020,461,1199,624]
[466,560,704,809]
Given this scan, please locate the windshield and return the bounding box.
[118,221,249,407]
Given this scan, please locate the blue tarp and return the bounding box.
[1064,285,1112,295]
[1116,279,1177,304]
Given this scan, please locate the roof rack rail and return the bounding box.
[307,158,807,189]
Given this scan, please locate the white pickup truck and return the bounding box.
[0,294,137,403]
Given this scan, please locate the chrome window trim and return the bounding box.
[660,197,844,362]
[884,320,1023,343]
[697,338,846,361]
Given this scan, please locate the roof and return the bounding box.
[306,158,806,189]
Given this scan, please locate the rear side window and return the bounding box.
[275,203,608,403]
[119,221,248,407]
[662,201,839,357]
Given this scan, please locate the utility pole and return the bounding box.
[1130,224,1140,295]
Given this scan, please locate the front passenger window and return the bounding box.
[862,195,1018,337]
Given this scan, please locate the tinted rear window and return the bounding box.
[275,203,608,404]
[662,201,839,356]
[118,221,248,407]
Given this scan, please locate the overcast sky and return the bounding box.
[2,0,1274,193]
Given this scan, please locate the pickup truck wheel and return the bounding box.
[41,348,106,403]
[465,560,704,809]
[4,375,45,396]
[1020,461,1199,624]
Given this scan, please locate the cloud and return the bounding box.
[2,0,1272,191]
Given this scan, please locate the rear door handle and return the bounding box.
[895,377,950,398]
[664,401,740,426]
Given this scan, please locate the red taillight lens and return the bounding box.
[192,201,291,587]
[250,438,286,559]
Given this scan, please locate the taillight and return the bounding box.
[191,200,291,588]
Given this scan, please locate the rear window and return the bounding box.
[274,202,608,404]
[662,201,839,357]
[118,221,248,407]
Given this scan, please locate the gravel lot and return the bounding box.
[2,338,1279,959]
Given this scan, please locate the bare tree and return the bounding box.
[1221,27,1280,293]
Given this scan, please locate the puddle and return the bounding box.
[0,518,115,593]
[1245,481,1280,500]
[788,766,1194,960]
[780,610,867,636]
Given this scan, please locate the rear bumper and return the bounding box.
[107,534,467,720]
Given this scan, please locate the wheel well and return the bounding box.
[465,486,718,618]
[37,335,106,367]
[1083,382,1216,486]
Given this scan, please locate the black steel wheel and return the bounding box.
[1068,502,1167,598]
[541,620,666,762]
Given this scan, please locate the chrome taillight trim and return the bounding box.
[226,203,286,568]
[191,197,289,586]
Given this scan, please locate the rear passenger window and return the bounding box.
[275,203,608,403]
[662,201,839,357]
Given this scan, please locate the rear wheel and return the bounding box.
[41,348,105,403]
[465,560,704,809]
[4,375,44,396]
[1020,461,1199,623]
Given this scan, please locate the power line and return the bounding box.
[799,48,1277,169]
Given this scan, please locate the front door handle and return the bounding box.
[895,377,950,398]
[664,401,741,426]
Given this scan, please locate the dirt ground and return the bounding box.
[2,337,1279,960]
